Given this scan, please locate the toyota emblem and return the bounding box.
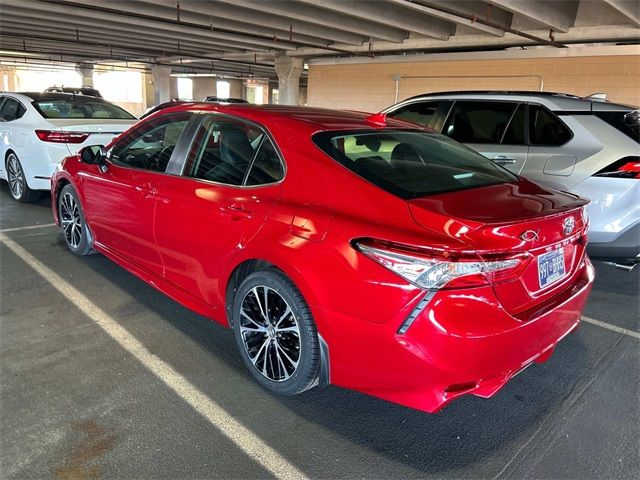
[562,216,575,236]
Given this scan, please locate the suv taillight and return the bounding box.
[35,130,89,144]
[353,239,529,290]
[594,156,640,179]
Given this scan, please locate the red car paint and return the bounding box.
[51,104,594,412]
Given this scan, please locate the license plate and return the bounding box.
[538,248,566,288]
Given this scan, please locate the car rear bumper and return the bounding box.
[318,257,594,413]
[587,221,640,264]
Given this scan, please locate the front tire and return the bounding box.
[6,152,40,202]
[232,269,320,396]
[58,184,93,256]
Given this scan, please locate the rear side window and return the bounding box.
[594,110,639,143]
[442,101,518,144]
[529,105,572,146]
[0,98,26,122]
[184,115,283,186]
[313,129,518,199]
[501,103,526,145]
[33,99,135,119]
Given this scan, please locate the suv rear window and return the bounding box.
[313,130,518,199]
[33,99,135,119]
[595,110,639,143]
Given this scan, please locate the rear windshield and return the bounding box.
[313,129,518,199]
[33,100,135,119]
[595,110,639,143]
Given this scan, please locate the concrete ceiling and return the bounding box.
[0,0,638,80]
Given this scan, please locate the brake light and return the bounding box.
[35,130,90,144]
[353,239,527,290]
[594,156,640,179]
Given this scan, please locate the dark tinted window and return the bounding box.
[443,101,517,144]
[387,101,441,128]
[313,130,518,199]
[110,113,191,172]
[501,103,526,145]
[33,99,134,119]
[529,105,571,145]
[0,98,26,121]
[183,116,262,185]
[246,138,284,185]
[595,110,639,143]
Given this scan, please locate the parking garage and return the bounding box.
[1,1,639,479]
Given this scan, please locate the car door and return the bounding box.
[522,103,575,183]
[79,112,193,277]
[0,96,28,179]
[441,100,529,174]
[152,113,284,308]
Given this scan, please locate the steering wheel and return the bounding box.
[146,145,175,171]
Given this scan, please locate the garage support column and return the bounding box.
[274,54,304,105]
[151,65,172,105]
[75,64,94,87]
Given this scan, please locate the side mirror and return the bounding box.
[80,145,107,165]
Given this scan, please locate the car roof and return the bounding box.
[6,92,109,103]
[398,90,636,111]
[158,103,421,131]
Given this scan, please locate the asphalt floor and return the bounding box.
[1,182,638,479]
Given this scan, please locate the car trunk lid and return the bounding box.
[42,119,135,154]
[408,180,589,315]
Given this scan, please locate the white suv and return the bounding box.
[384,91,639,268]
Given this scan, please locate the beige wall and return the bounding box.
[307,53,640,112]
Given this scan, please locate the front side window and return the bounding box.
[33,99,135,119]
[529,105,572,146]
[184,115,283,186]
[501,103,526,145]
[313,129,518,199]
[110,113,192,172]
[0,98,26,122]
[443,101,518,144]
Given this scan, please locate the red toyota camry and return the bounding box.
[51,103,594,413]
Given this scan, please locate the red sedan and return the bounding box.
[51,103,594,413]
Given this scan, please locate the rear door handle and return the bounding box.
[492,156,517,165]
[221,203,253,219]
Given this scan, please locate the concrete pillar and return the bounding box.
[151,65,172,105]
[192,77,217,101]
[75,63,94,87]
[274,54,304,106]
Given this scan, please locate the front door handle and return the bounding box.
[221,203,253,220]
[492,156,517,165]
[135,182,160,198]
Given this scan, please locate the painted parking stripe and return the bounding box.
[0,233,308,480]
[581,315,640,340]
[0,223,56,233]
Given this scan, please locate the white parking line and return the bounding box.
[0,223,56,233]
[581,315,640,340]
[0,233,308,480]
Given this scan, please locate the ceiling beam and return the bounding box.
[294,0,454,40]
[146,0,367,46]
[217,0,408,42]
[488,0,580,32]
[602,0,640,27]
[385,0,504,36]
[18,0,298,51]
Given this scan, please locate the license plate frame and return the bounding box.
[537,248,566,289]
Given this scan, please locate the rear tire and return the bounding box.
[6,152,40,202]
[232,269,320,396]
[58,184,94,256]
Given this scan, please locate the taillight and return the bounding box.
[594,156,640,179]
[353,239,527,290]
[35,130,90,144]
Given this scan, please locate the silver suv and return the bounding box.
[384,91,639,267]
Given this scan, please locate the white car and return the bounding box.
[384,91,640,268]
[0,92,137,202]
